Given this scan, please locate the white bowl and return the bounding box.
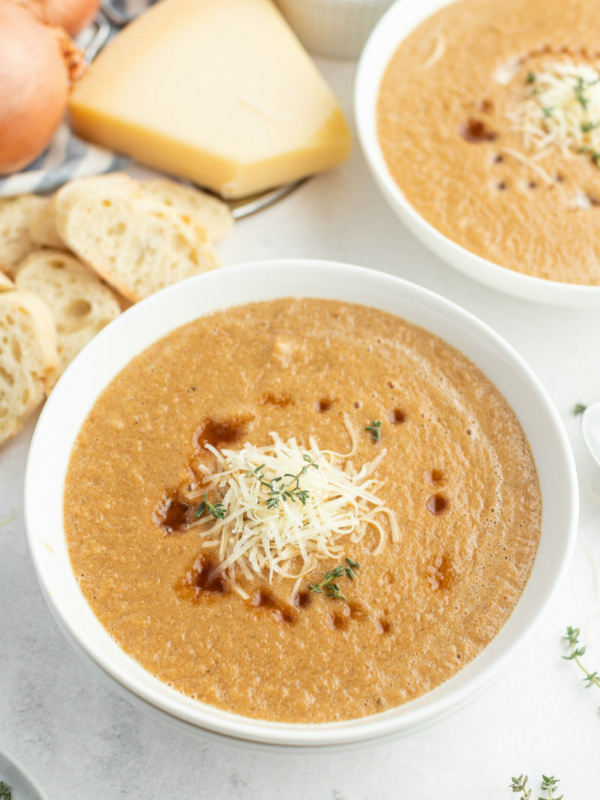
[25,260,578,749]
[355,0,600,306]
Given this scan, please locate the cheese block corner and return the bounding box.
[69,0,352,198]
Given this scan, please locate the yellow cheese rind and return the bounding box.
[69,0,352,198]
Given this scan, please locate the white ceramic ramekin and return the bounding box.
[355,0,600,306]
[25,260,578,750]
[275,0,394,59]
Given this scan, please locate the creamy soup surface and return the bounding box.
[378,0,600,285]
[65,299,541,723]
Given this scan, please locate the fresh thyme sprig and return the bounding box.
[510,774,562,800]
[563,626,600,700]
[365,420,382,443]
[308,557,361,601]
[541,776,563,800]
[246,454,319,510]
[0,782,11,800]
[574,75,590,110]
[510,775,531,799]
[194,492,227,520]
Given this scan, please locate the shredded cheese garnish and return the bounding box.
[185,434,399,596]
[507,61,600,160]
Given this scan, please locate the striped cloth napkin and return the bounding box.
[0,0,152,198]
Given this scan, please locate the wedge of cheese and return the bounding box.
[69,0,352,199]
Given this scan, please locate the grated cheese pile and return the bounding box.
[507,61,600,160]
[186,432,399,598]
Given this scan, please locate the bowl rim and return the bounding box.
[0,745,49,800]
[24,259,578,747]
[354,0,600,305]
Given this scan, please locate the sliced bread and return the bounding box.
[0,272,14,292]
[27,197,65,250]
[0,290,58,445]
[0,195,47,276]
[15,250,122,383]
[55,180,220,302]
[139,179,233,242]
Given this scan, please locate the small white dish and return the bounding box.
[275,0,394,59]
[355,0,600,306]
[25,260,578,749]
[582,402,600,467]
[0,747,49,800]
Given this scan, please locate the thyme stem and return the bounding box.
[563,626,600,697]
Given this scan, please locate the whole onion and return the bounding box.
[0,0,83,176]
[12,0,101,36]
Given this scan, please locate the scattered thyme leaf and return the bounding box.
[563,626,600,701]
[510,773,563,800]
[254,455,319,509]
[527,71,536,84]
[540,775,563,800]
[309,559,361,601]
[542,106,554,118]
[581,120,599,133]
[0,782,11,800]
[511,775,531,798]
[194,492,226,520]
[365,420,382,443]
[574,75,589,110]
[573,403,587,416]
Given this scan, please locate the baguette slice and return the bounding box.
[0,291,58,445]
[139,179,233,242]
[0,195,47,276]
[27,197,65,250]
[0,272,14,292]
[15,250,121,384]
[55,180,220,302]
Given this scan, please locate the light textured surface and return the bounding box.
[1,60,600,799]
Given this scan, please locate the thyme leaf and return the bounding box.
[540,775,563,800]
[510,774,562,800]
[194,492,227,520]
[365,420,382,443]
[574,75,589,110]
[510,775,531,798]
[573,403,587,415]
[0,782,11,800]
[248,455,319,510]
[563,626,600,701]
[308,558,361,600]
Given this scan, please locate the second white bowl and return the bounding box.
[355,0,600,306]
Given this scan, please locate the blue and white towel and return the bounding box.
[0,124,128,197]
[0,0,152,198]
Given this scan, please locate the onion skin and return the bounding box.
[12,0,101,36]
[0,1,82,175]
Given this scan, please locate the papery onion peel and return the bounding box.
[0,0,83,176]
[11,0,100,36]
